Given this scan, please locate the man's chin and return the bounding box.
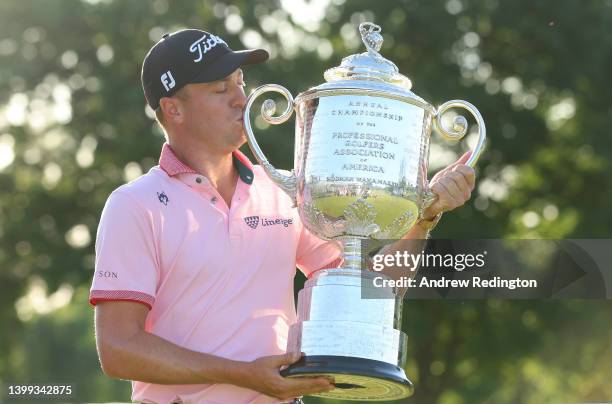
[234,132,247,150]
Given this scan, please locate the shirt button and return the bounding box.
[211,197,218,204]
[196,177,203,184]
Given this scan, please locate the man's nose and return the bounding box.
[232,85,247,109]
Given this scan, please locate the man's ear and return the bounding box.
[159,97,183,124]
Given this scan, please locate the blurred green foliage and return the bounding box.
[0,0,611,403]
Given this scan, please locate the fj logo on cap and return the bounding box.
[189,33,227,63]
[160,71,175,92]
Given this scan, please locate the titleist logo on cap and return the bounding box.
[189,34,227,63]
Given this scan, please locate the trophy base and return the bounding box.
[280,355,413,401]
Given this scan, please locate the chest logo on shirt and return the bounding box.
[244,215,294,229]
[244,216,260,229]
[157,191,169,205]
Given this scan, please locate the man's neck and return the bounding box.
[168,140,239,205]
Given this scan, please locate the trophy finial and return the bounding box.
[324,21,412,90]
[359,22,383,55]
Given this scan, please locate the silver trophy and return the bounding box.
[243,22,486,401]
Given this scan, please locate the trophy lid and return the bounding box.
[324,22,413,90]
[297,22,429,108]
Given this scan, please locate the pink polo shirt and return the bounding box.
[90,143,341,404]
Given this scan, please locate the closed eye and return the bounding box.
[215,82,245,93]
[215,84,228,93]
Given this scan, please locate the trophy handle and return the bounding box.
[423,100,487,210]
[432,99,486,168]
[243,84,297,204]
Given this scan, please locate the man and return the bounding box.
[90,29,475,404]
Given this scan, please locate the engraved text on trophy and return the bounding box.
[305,95,424,188]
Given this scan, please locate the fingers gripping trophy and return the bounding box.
[243,22,486,401]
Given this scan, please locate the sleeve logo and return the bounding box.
[157,191,169,205]
[97,271,118,278]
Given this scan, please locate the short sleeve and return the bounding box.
[89,190,159,310]
[296,226,342,278]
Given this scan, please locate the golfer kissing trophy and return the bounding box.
[243,22,486,401]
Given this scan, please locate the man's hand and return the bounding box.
[239,352,334,401]
[422,151,476,220]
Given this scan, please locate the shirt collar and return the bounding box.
[159,143,254,185]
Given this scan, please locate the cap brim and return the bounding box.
[190,48,269,84]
